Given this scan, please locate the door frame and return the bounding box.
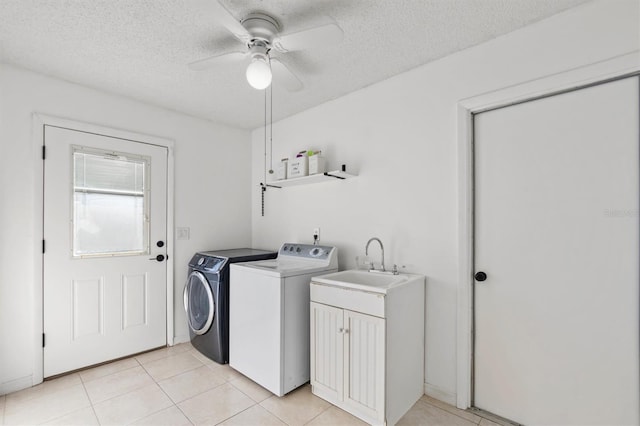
[32,113,175,385]
[455,52,640,409]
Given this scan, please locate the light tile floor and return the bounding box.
[0,343,502,425]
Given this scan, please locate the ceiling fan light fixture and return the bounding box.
[246,55,272,90]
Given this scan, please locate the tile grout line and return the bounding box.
[301,401,333,425]
[82,365,156,407]
[186,364,267,425]
[257,401,292,426]
[173,402,196,426]
[256,387,328,426]
[219,378,284,425]
[84,356,174,425]
[145,348,232,426]
[212,403,255,426]
[134,357,181,424]
[225,379,261,404]
[78,360,106,425]
[79,374,102,426]
[80,364,142,386]
[138,351,205,383]
[33,376,94,425]
[148,364,196,426]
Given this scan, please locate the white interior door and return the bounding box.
[473,77,639,425]
[43,125,168,377]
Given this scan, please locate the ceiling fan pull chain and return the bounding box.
[263,87,268,182]
[269,83,274,173]
[260,87,268,217]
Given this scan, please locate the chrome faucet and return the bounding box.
[365,237,385,272]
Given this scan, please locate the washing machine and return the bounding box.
[229,243,338,396]
[184,248,277,364]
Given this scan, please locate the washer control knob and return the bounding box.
[296,247,301,253]
[197,257,205,266]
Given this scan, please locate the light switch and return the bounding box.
[176,227,190,240]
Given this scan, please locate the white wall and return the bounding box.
[251,0,640,402]
[0,64,252,393]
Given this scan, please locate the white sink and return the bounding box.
[312,269,417,294]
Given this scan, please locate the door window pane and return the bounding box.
[73,148,149,257]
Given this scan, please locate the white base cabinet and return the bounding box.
[310,275,425,426]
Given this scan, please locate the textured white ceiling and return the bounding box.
[0,0,590,129]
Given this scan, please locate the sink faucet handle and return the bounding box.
[391,264,399,275]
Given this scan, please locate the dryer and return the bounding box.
[184,248,277,364]
[229,243,338,396]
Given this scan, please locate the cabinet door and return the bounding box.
[310,302,344,401]
[343,310,385,422]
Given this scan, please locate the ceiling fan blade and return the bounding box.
[208,0,251,43]
[189,51,246,70]
[271,58,303,92]
[273,23,343,53]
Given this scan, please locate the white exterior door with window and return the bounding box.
[43,125,168,377]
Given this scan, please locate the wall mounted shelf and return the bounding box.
[267,168,356,189]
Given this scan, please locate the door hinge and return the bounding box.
[42,333,45,347]
[42,240,45,253]
[42,145,46,160]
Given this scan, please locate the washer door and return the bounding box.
[184,271,215,335]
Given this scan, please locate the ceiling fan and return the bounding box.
[189,0,344,91]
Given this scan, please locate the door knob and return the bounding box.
[150,254,165,262]
[156,241,165,248]
[474,271,487,282]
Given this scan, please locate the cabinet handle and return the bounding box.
[344,329,349,334]
[338,328,344,333]
[338,328,350,334]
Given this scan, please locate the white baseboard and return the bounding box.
[424,382,457,406]
[173,334,190,345]
[1,375,34,396]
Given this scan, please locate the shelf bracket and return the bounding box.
[324,172,346,180]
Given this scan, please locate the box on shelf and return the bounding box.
[308,154,325,175]
[288,156,308,178]
[276,159,288,180]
